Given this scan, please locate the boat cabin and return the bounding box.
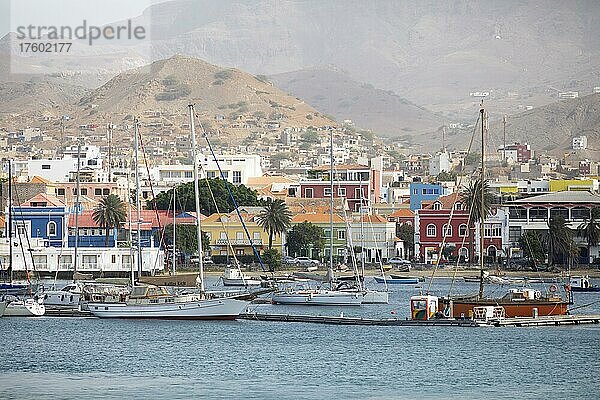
[410,295,438,320]
[501,288,541,301]
[129,285,171,299]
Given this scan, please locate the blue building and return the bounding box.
[11,193,68,247]
[409,182,445,211]
[67,210,167,248]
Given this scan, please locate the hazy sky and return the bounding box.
[0,0,170,37]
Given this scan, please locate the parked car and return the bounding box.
[387,257,412,266]
[282,256,297,265]
[295,257,320,267]
[505,257,534,271]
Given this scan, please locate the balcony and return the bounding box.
[215,239,263,246]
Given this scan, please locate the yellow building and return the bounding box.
[549,179,593,192]
[202,209,283,257]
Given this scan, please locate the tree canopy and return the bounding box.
[150,178,262,215]
[286,222,325,258]
[161,224,210,255]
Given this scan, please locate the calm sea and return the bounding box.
[1,277,599,399]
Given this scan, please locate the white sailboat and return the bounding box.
[88,108,250,320]
[272,129,363,306]
[2,160,46,317]
[4,296,45,317]
[222,267,262,286]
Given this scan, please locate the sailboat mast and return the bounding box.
[478,104,486,300]
[329,128,334,273]
[8,160,13,282]
[126,152,135,287]
[188,104,205,292]
[172,184,176,276]
[134,119,143,278]
[74,142,81,277]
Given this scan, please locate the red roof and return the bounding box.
[68,209,172,229]
[20,193,65,207]
[389,208,414,218]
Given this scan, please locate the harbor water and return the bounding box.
[1,277,599,399]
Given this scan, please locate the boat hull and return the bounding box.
[4,299,46,317]
[272,291,362,306]
[222,278,262,286]
[374,276,420,284]
[448,300,569,318]
[0,301,7,317]
[571,287,600,292]
[43,290,82,310]
[87,298,249,319]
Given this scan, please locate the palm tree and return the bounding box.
[540,216,574,266]
[93,194,127,246]
[459,178,495,264]
[578,207,600,264]
[256,199,292,249]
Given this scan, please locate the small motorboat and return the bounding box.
[221,267,262,286]
[271,286,362,306]
[570,276,600,292]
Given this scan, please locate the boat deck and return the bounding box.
[488,314,600,327]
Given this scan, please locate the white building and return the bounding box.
[559,91,579,99]
[429,152,450,176]
[572,136,588,150]
[27,145,104,182]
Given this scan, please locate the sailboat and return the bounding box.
[2,160,46,317]
[88,108,250,319]
[438,104,569,318]
[272,130,362,306]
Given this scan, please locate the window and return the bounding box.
[509,226,522,243]
[338,187,346,197]
[235,249,244,256]
[355,187,364,199]
[232,171,242,184]
[484,224,502,238]
[41,164,51,170]
[57,188,65,196]
[207,171,217,179]
[432,202,442,210]
[454,202,462,210]
[304,188,314,198]
[426,224,436,237]
[111,255,116,263]
[253,232,261,240]
[80,188,88,195]
[529,207,547,220]
[47,221,57,236]
[458,224,468,237]
[509,206,527,220]
[95,188,102,195]
[324,187,332,197]
[219,232,227,240]
[443,224,452,237]
[103,188,110,195]
[236,231,244,240]
[337,230,346,240]
[571,207,590,220]
[184,171,193,178]
[422,189,427,195]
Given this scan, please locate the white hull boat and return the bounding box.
[272,289,362,306]
[87,285,249,319]
[4,298,45,317]
[221,267,262,286]
[42,282,83,310]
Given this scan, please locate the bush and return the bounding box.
[214,70,233,80]
[262,248,281,272]
[155,84,192,101]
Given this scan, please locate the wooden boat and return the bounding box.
[570,276,600,292]
[88,285,249,319]
[441,288,569,318]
